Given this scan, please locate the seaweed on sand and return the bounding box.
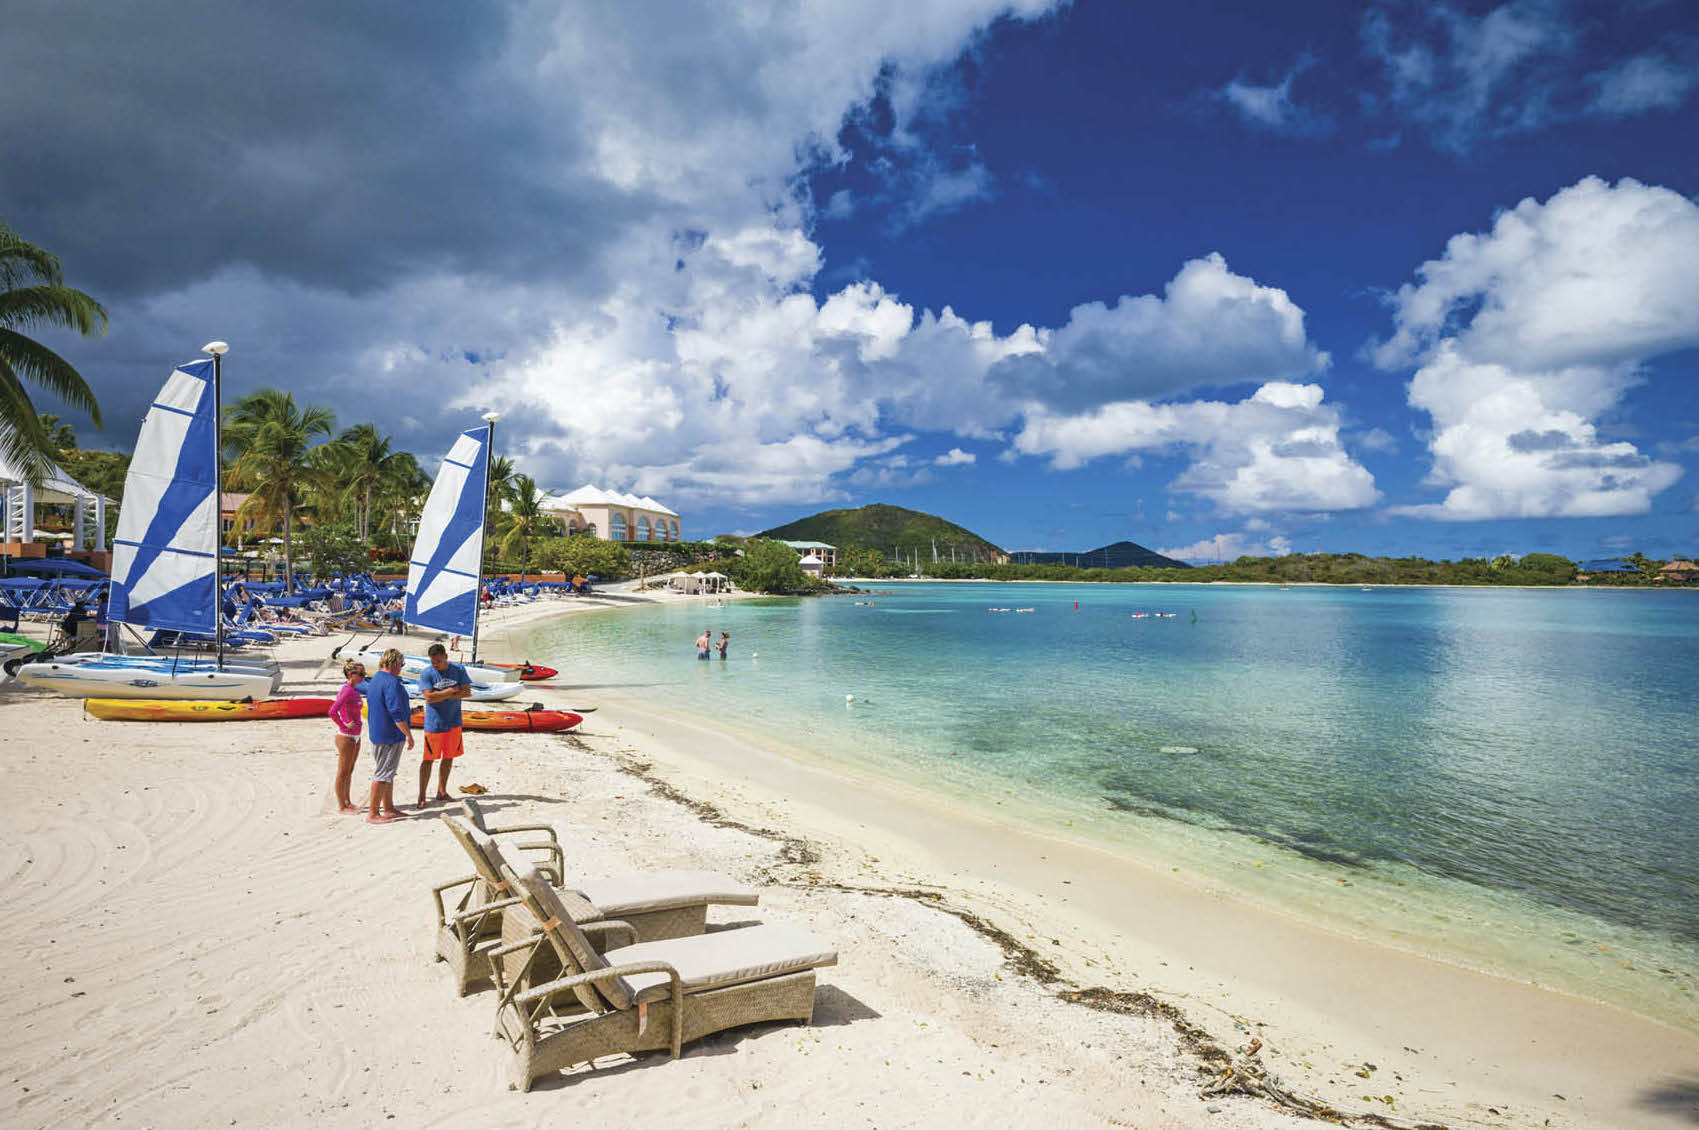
[570,735,1449,1130]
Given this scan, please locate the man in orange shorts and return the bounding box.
[417,642,471,807]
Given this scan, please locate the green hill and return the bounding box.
[759,504,1005,564]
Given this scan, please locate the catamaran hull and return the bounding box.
[50,650,281,674]
[14,661,279,700]
[403,678,526,703]
[350,649,517,685]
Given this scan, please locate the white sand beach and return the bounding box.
[2,594,1695,1129]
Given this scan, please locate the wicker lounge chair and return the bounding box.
[455,798,759,937]
[489,850,837,1091]
[435,814,759,995]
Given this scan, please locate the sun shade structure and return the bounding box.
[0,434,109,553]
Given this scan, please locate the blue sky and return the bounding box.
[5,0,1697,561]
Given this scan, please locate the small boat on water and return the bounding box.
[491,661,558,681]
[84,697,331,722]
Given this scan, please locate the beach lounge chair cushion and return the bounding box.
[574,871,759,916]
[609,924,838,1006]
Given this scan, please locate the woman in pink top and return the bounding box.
[329,659,367,814]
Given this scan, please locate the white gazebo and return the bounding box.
[666,570,730,594]
[0,445,108,554]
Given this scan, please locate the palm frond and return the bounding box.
[0,329,102,425]
[0,225,65,291]
[0,364,57,484]
[0,284,108,336]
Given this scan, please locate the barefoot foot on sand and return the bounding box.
[339,805,360,814]
[366,814,400,824]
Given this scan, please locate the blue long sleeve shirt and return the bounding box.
[361,671,413,744]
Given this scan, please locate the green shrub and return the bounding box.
[533,536,632,579]
[728,538,809,593]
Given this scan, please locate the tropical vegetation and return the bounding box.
[0,224,106,485]
[759,503,1004,564]
[222,389,335,590]
[494,473,562,583]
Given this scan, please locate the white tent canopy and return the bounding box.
[0,448,100,505]
[0,438,109,550]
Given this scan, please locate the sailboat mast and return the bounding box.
[204,340,230,668]
[471,411,500,665]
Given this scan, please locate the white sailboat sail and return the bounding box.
[404,426,490,638]
[17,352,279,700]
[108,359,220,634]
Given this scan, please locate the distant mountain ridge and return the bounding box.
[1008,540,1191,570]
[758,504,1005,563]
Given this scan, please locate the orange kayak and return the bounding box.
[85,698,333,722]
[409,707,582,732]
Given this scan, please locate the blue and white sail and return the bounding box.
[108,359,220,635]
[404,426,490,636]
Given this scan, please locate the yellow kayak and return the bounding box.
[84,698,333,722]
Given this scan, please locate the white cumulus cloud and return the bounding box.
[1374,176,1695,520]
[1158,530,1295,564]
[991,253,1329,410]
[1012,381,1379,514]
[935,447,977,466]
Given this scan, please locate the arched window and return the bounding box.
[636,515,651,541]
[610,512,627,541]
[585,522,597,539]
[670,519,680,540]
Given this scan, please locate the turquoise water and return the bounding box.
[526,583,1699,1022]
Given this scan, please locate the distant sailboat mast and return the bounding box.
[207,341,228,667]
[471,411,500,665]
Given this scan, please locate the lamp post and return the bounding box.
[202,340,229,667]
[471,411,500,665]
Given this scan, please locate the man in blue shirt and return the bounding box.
[363,648,414,824]
[417,642,471,807]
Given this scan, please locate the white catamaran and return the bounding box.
[351,416,522,701]
[14,344,281,700]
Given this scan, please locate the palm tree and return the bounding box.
[223,389,334,591]
[327,423,410,541]
[0,224,106,485]
[495,474,557,585]
[36,413,77,456]
[370,451,428,552]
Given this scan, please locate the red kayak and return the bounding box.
[407,707,582,733]
[491,661,558,682]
